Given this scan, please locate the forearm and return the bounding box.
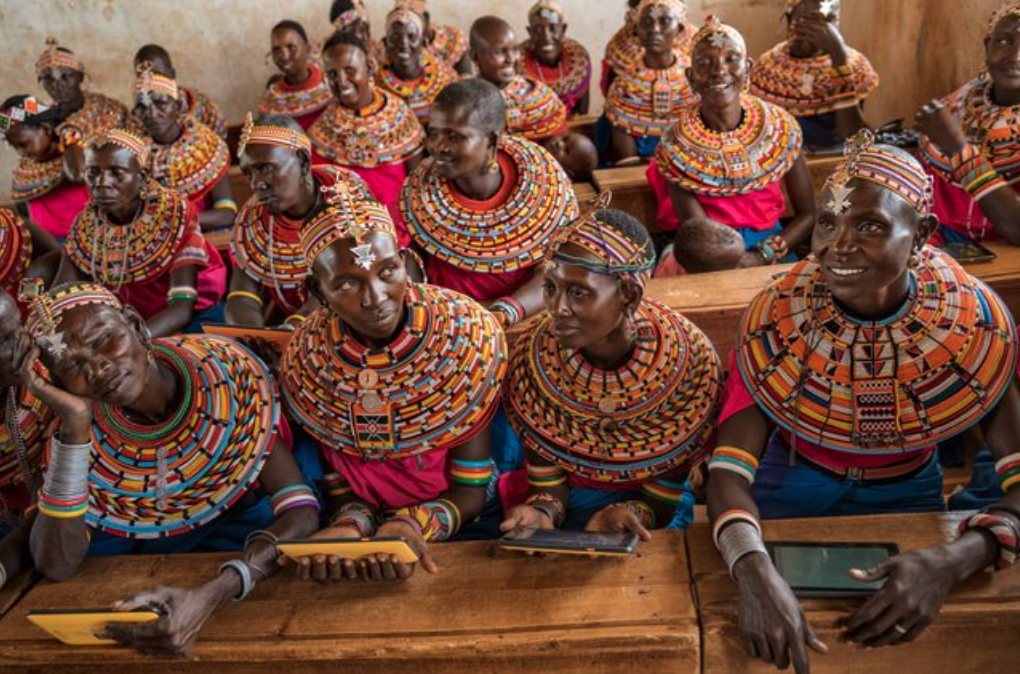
[224,295,266,328]
[780,212,816,249]
[835,105,868,138]
[146,301,195,338]
[198,208,235,232]
[30,433,93,581]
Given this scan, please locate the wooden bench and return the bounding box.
[0,533,699,674]
[688,511,1020,674]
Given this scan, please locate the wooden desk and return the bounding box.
[0,533,699,674]
[687,512,1020,674]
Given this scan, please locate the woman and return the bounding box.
[280,183,506,581]
[134,44,227,140]
[376,1,457,124]
[707,133,1020,671]
[258,20,334,131]
[402,78,578,306]
[499,205,719,536]
[416,0,471,75]
[309,32,424,236]
[520,1,592,116]
[751,0,878,150]
[54,128,226,337]
[35,39,128,182]
[21,282,319,657]
[470,16,568,142]
[229,113,369,327]
[329,0,384,65]
[649,17,815,268]
[603,0,696,164]
[601,0,692,97]
[132,65,235,233]
[2,96,90,241]
[917,2,1020,246]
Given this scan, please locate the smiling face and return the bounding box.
[987,14,1020,99]
[813,178,933,318]
[85,144,145,212]
[688,34,749,109]
[323,43,374,109]
[133,91,182,141]
[527,10,566,64]
[239,143,309,214]
[636,4,681,57]
[426,102,497,181]
[0,292,22,389]
[473,23,521,88]
[271,27,312,79]
[385,18,426,74]
[310,232,408,345]
[5,123,59,162]
[38,66,84,106]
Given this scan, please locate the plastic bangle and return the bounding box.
[219,559,255,601]
[214,199,239,214]
[228,291,265,307]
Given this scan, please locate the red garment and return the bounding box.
[323,447,451,511]
[924,165,1016,245]
[26,182,90,240]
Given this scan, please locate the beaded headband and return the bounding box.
[134,61,179,103]
[785,0,840,18]
[91,127,151,166]
[21,281,123,361]
[333,0,369,30]
[0,97,49,135]
[548,192,655,286]
[386,0,427,33]
[529,0,565,22]
[300,182,397,267]
[237,112,312,157]
[35,38,84,76]
[823,129,934,217]
[987,2,1020,39]
[691,14,746,54]
[637,0,687,21]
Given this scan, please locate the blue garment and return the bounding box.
[183,302,226,335]
[593,113,661,164]
[936,223,974,244]
[489,404,524,475]
[948,447,1002,510]
[740,224,799,263]
[796,113,843,151]
[752,430,946,519]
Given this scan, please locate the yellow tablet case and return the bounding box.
[26,609,160,646]
[277,538,420,564]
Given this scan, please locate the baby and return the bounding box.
[654,217,745,277]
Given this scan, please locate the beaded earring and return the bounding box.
[907,251,921,269]
[486,153,498,174]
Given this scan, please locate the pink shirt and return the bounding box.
[924,166,1016,245]
[322,448,451,511]
[27,182,90,240]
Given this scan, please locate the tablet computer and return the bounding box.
[25,608,161,646]
[766,542,901,598]
[499,529,640,556]
[276,536,420,564]
[201,323,293,350]
[942,241,997,264]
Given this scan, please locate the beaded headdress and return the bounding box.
[35,38,84,76]
[237,112,312,156]
[529,0,565,22]
[785,0,840,19]
[548,192,655,286]
[134,61,179,104]
[987,2,1020,39]
[823,129,933,217]
[333,0,369,30]
[691,15,746,54]
[386,0,427,33]
[300,182,396,267]
[0,97,49,135]
[637,0,687,21]
[91,127,151,166]
[22,282,122,360]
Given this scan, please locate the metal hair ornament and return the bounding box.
[636,0,688,22]
[237,112,313,156]
[692,15,746,54]
[134,61,179,105]
[299,181,396,267]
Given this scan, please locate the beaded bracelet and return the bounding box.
[754,241,777,265]
[950,145,1008,201]
[525,492,566,528]
[711,509,762,549]
[228,291,265,307]
[641,478,687,506]
[489,297,525,328]
[393,500,461,542]
[214,198,239,214]
[167,286,198,303]
[270,484,320,518]
[330,501,379,537]
[323,472,354,500]
[527,462,567,488]
[614,500,656,529]
[709,446,760,485]
[284,314,308,325]
[448,458,494,487]
[219,559,255,601]
[958,511,1020,571]
[996,452,1020,493]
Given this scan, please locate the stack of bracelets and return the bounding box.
[488,296,525,328]
[950,144,1009,203]
[36,437,92,519]
[391,500,461,542]
[956,451,1020,572]
[707,446,766,576]
[524,492,566,528]
[167,285,198,304]
[753,235,789,265]
[331,502,379,538]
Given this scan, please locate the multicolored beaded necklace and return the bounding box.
[181,85,227,139]
[655,94,803,196]
[232,166,368,313]
[0,208,31,294]
[521,38,592,111]
[603,22,695,76]
[11,155,65,203]
[308,88,424,167]
[750,41,879,117]
[280,284,507,460]
[377,49,456,122]
[502,76,567,141]
[66,181,190,290]
[148,119,230,203]
[506,299,720,483]
[87,335,279,538]
[402,134,578,273]
[738,247,1018,453]
[428,24,468,67]
[258,61,334,119]
[605,51,694,138]
[55,92,128,149]
[0,386,52,523]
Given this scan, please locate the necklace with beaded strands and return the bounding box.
[0,386,52,524]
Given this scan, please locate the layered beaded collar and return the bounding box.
[148,119,230,202]
[308,88,424,167]
[0,209,32,294]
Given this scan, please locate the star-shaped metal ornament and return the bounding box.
[819,0,838,17]
[352,243,376,269]
[709,31,728,49]
[827,184,855,214]
[41,331,68,360]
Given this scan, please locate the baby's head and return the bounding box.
[543,132,598,182]
[673,217,745,273]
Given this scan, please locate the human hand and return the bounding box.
[499,504,555,537]
[915,99,968,156]
[105,584,221,657]
[585,502,653,541]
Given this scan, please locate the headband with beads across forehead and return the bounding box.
[529,0,565,22]
[91,127,152,166]
[35,38,84,77]
[237,112,313,156]
[334,0,369,30]
[987,2,1020,39]
[134,61,179,103]
[386,0,427,33]
[636,0,687,22]
[691,14,746,54]
[300,181,397,268]
[21,280,123,361]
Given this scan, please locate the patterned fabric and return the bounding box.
[401,134,578,273]
[308,88,424,167]
[55,93,128,150]
[606,51,693,138]
[87,335,279,538]
[66,181,205,288]
[280,284,507,460]
[751,41,879,116]
[1,386,53,490]
[258,61,334,119]
[428,23,468,67]
[737,247,1017,453]
[376,49,457,121]
[506,299,720,483]
[521,38,592,113]
[148,119,230,203]
[181,86,227,139]
[501,76,568,141]
[655,94,803,196]
[0,208,31,293]
[231,166,368,313]
[11,155,65,203]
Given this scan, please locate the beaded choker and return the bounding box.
[149,119,230,202]
[427,24,468,67]
[280,284,507,460]
[0,209,32,293]
[66,181,192,289]
[377,49,456,122]
[737,247,1017,453]
[502,76,568,141]
[655,94,803,196]
[402,134,579,273]
[308,89,424,168]
[506,299,719,483]
[87,336,278,538]
[258,61,334,119]
[605,50,694,138]
[11,156,65,203]
[521,38,592,111]
[750,41,878,117]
